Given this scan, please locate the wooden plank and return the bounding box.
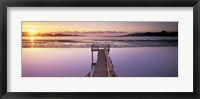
[93,50,108,77]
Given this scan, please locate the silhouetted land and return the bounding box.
[22,30,178,37]
[123,30,178,37]
[22,32,83,37]
[22,31,127,37]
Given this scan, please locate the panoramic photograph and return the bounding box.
[22,21,178,77]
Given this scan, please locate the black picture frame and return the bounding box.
[0,0,199,99]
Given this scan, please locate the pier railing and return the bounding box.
[104,48,117,77]
[91,44,110,52]
[85,44,117,77]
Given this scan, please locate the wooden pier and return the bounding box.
[85,44,117,77]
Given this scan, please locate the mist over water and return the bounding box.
[22,37,178,48]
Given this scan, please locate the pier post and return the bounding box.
[92,50,93,64]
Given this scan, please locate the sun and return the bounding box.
[28,29,36,36]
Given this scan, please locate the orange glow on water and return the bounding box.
[30,37,34,42]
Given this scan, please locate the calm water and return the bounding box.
[22,47,178,77]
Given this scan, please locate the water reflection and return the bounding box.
[22,47,178,77]
[30,36,34,42]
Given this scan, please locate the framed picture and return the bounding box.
[0,0,199,99]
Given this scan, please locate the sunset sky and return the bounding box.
[22,21,178,36]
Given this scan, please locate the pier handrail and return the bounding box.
[104,48,117,77]
[91,44,110,52]
[91,44,99,51]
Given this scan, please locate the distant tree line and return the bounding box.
[123,30,178,37]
